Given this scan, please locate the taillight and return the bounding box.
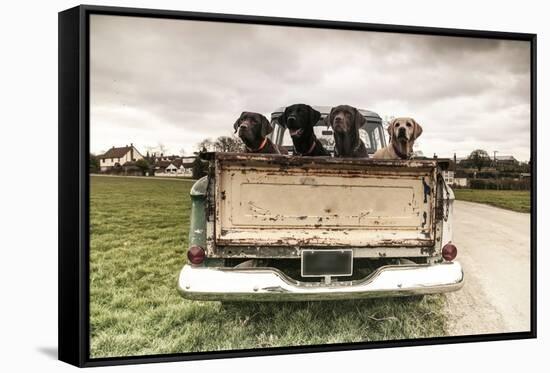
[442,243,457,262]
[187,245,206,265]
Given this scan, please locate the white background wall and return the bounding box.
[0,0,546,372]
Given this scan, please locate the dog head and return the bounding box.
[326,105,366,134]
[387,117,423,145]
[278,104,321,139]
[233,112,273,146]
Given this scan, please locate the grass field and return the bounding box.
[90,175,448,358]
[454,189,530,213]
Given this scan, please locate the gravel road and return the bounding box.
[444,200,531,335]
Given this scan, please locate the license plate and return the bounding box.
[301,249,353,277]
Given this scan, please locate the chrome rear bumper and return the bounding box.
[177,261,464,301]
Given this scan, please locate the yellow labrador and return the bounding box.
[373,117,423,159]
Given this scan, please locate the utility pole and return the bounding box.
[493,150,499,190]
[451,149,459,171]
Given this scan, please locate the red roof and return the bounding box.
[99,146,132,159]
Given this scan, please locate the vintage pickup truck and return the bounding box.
[177,107,463,301]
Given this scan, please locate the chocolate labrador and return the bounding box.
[278,104,330,156]
[234,112,287,154]
[372,117,423,159]
[325,105,368,158]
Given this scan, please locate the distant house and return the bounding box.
[442,170,454,185]
[98,144,143,171]
[165,163,178,173]
[155,156,195,177]
[453,177,469,187]
[154,154,178,162]
[495,155,518,166]
[119,161,143,176]
[442,170,468,188]
[154,160,172,174]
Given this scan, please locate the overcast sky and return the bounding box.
[90,15,531,161]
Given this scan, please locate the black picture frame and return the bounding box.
[58,4,537,367]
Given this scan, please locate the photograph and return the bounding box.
[86,10,532,360]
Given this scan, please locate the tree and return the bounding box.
[179,147,186,156]
[214,136,243,152]
[89,154,100,173]
[467,149,492,171]
[196,136,243,153]
[197,138,215,152]
[191,156,208,179]
[135,159,150,176]
[157,142,168,156]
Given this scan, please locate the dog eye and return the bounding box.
[406,122,412,127]
[395,123,400,127]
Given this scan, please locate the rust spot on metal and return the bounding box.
[422,177,431,203]
[420,246,436,255]
[212,152,439,252]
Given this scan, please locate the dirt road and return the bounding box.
[444,200,531,335]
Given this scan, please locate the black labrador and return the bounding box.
[278,104,330,156]
[325,105,368,158]
[234,112,288,154]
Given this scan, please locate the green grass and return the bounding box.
[454,189,530,213]
[90,175,448,358]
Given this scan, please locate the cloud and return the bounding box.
[90,15,531,160]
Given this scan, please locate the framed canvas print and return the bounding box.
[58,4,537,367]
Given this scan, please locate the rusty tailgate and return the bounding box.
[212,153,438,248]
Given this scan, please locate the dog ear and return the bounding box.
[387,119,396,139]
[354,108,366,130]
[325,107,336,128]
[278,108,287,127]
[233,112,246,133]
[412,118,423,140]
[307,105,321,126]
[259,114,274,137]
[324,114,331,129]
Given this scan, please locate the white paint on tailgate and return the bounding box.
[215,162,436,247]
[235,179,419,227]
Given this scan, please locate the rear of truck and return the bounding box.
[178,153,463,301]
